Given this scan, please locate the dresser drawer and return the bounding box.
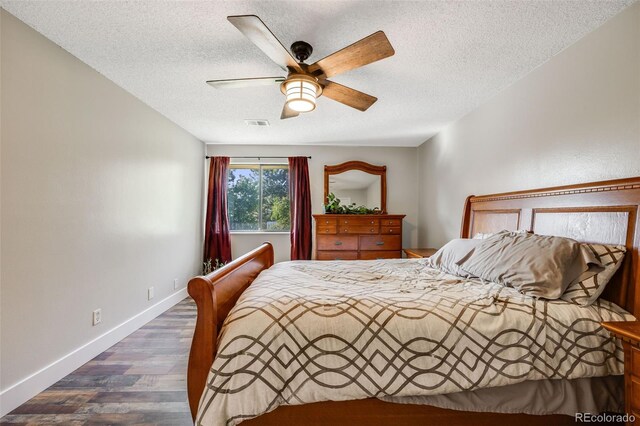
[318,218,337,226]
[339,225,380,234]
[317,235,358,251]
[381,226,401,235]
[317,225,337,234]
[380,218,401,227]
[338,217,379,227]
[316,251,358,261]
[359,235,402,251]
[359,250,401,260]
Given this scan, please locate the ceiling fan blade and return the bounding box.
[320,80,377,111]
[308,31,394,79]
[227,15,302,73]
[206,77,285,89]
[280,103,299,120]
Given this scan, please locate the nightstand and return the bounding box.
[602,321,640,424]
[403,248,438,259]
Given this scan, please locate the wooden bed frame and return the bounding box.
[187,176,640,425]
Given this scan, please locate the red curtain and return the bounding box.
[288,157,312,260]
[204,157,232,265]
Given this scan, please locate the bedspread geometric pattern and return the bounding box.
[196,259,633,426]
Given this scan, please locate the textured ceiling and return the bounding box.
[1,0,634,146]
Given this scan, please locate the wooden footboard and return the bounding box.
[187,242,274,421]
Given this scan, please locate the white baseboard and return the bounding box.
[0,288,189,417]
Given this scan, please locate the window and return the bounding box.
[227,164,290,232]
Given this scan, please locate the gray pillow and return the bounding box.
[457,231,590,299]
[428,238,483,277]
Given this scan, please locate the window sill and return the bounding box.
[230,231,290,235]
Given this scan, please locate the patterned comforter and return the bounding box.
[196,259,633,425]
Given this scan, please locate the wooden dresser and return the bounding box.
[602,321,640,424]
[313,214,405,260]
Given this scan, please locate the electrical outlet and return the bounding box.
[92,309,102,326]
[148,286,154,300]
[174,278,179,290]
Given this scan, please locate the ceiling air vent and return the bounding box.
[244,119,270,127]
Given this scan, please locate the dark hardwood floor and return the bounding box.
[1,299,196,425]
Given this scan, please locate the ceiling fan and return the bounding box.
[206,15,395,119]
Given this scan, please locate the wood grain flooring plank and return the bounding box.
[73,364,132,376]
[83,411,192,426]
[0,413,87,424]
[125,364,177,375]
[9,405,79,415]
[88,391,187,403]
[28,390,97,405]
[51,374,143,389]
[74,402,189,415]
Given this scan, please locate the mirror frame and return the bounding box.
[324,161,387,214]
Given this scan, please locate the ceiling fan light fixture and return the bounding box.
[282,75,321,113]
[214,16,394,119]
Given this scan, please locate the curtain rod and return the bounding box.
[205,156,311,159]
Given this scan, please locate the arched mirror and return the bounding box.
[324,161,387,214]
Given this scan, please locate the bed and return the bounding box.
[187,176,640,425]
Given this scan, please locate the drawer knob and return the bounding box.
[370,229,374,232]
[325,220,329,224]
[371,221,374,224]
[376,241,384,246]
[334,241,343,246]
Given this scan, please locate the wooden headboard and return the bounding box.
[460,177,640,316]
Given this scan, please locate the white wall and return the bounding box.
[417,3,640,248]
[0,10,204,413]
[206,145,419,263]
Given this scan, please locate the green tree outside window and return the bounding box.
[227,164,290,231]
